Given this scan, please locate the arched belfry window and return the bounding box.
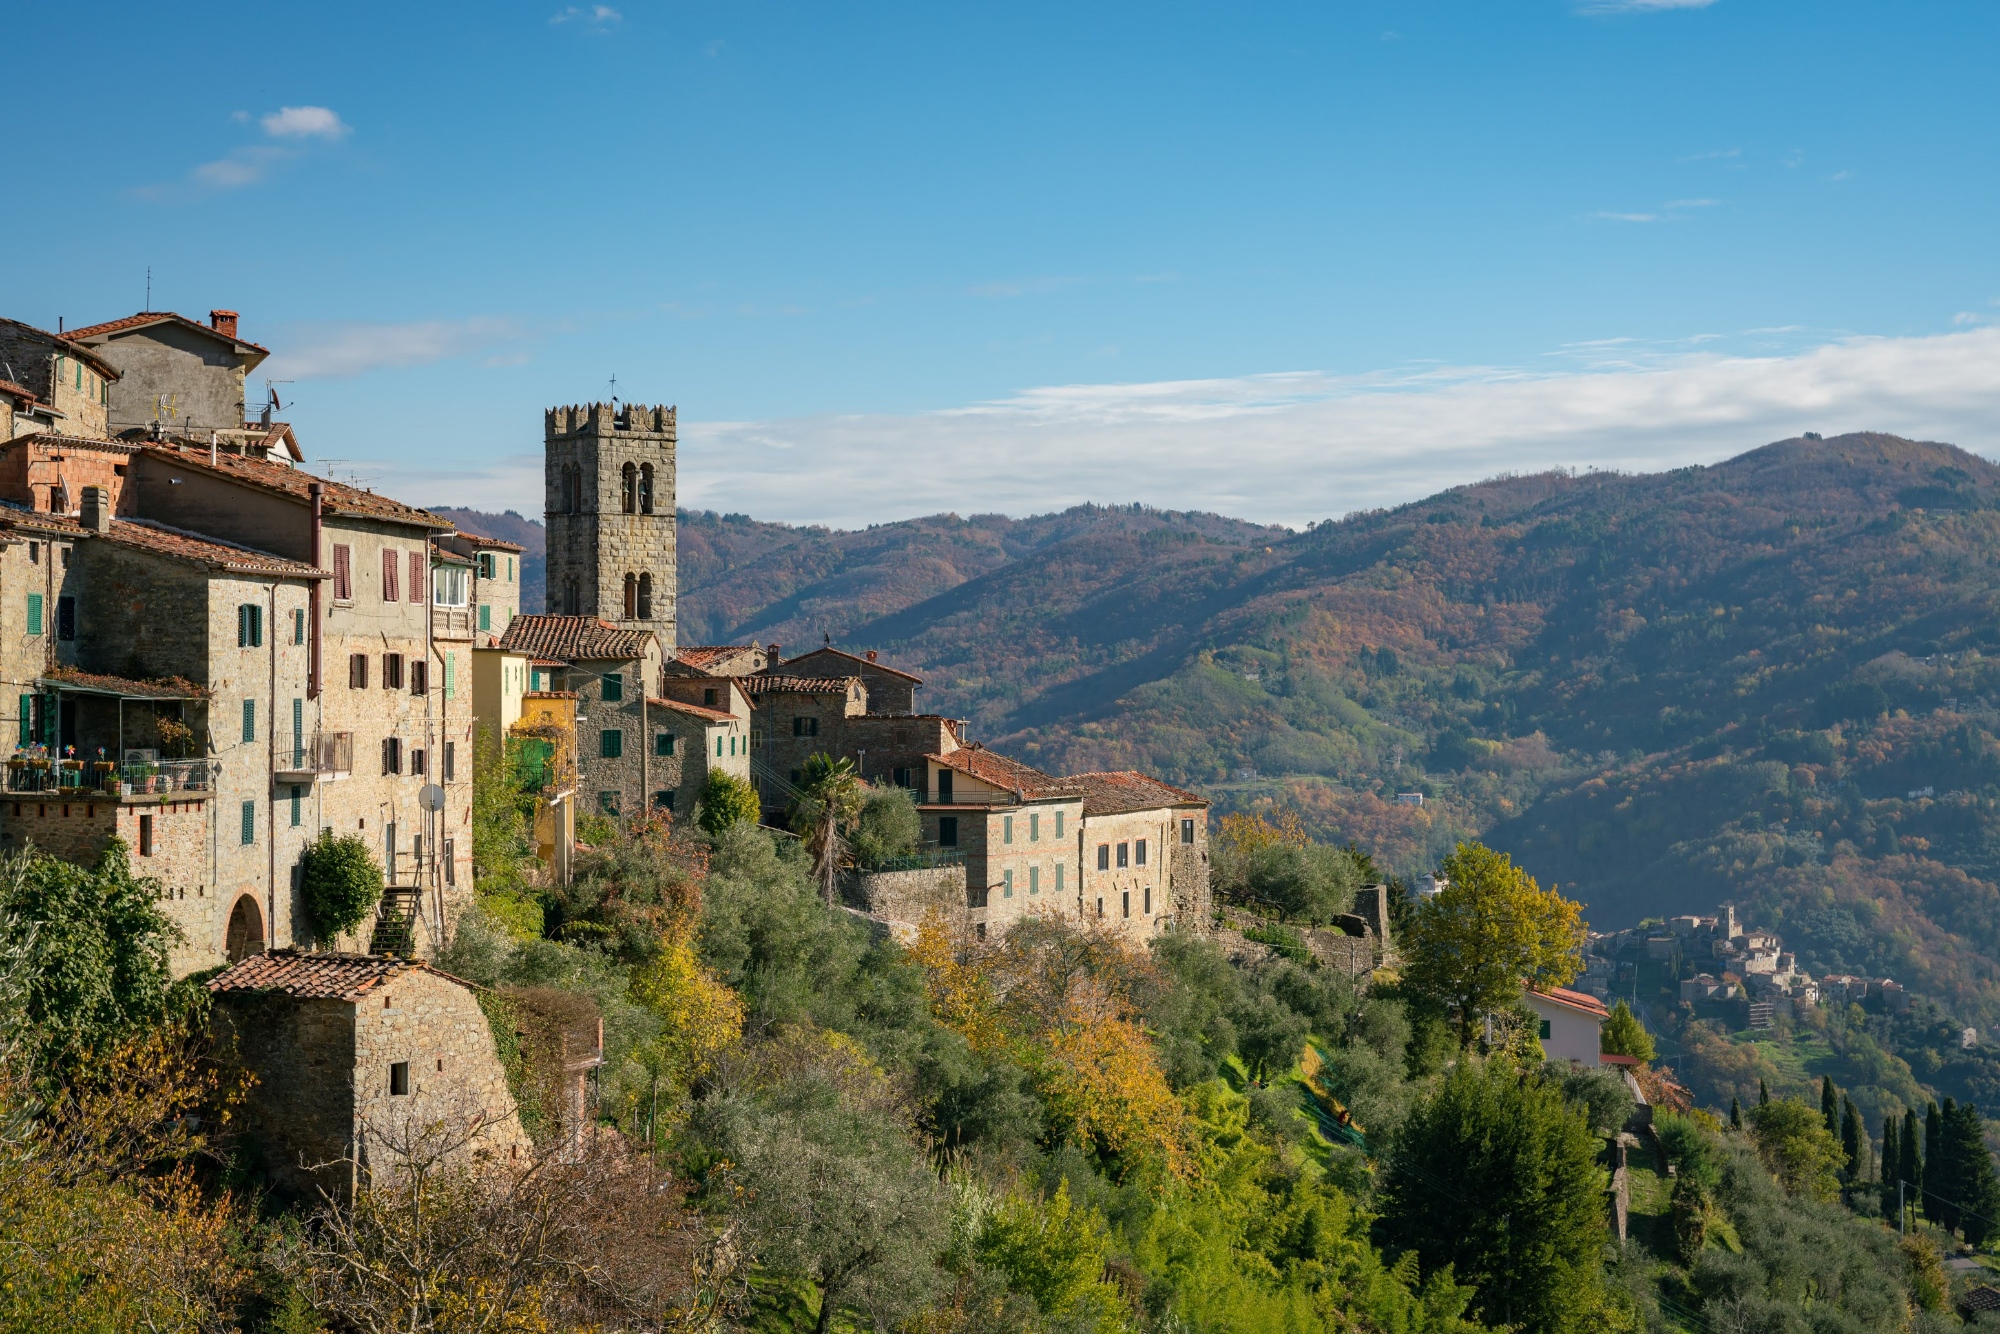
[637,572,653,620]
[566,579,580,615]
[560,464,577,514]
[639,463,655,515]
[621,463,637,514]
[623,572,637,619]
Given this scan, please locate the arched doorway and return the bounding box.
[225,894,265,962]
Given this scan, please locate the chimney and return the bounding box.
[210,310,239,339]
[767,643,781,666]
[866,649,878,663]
[80,486,111,533]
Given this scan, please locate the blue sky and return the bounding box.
[6,1,1999,525]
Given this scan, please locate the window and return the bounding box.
[1144,886,1153,913]
[26,542,36,565]
[294,608,307,644]
[640,463,655,514]
[408,552,424,603]
[1117,842,1129,869]
[1538,1019,1552,1040]
[1003,815,1013,845]
[291,698,304,766]
[1029,865,1040,895]
[381,549,400,602]
[434,565,468,607]
[893,766,913,790]
[1135,839,1147,867]
[333,544,352,600]
[637,572,653,619]
[382,737,402,775]
[25,594,41,637]
[938,815,959,847]
[237,603,262,647]
[621,462,637,514]
[382,654,404,690]
[1055,811,1064,839]
[937,769,953,803]
[792,716,819,737]
[654,789,675,811]
[656,732,674,756]
[714,734,723,757]
[241,800,256,845]
[702,687,718,707]
[1096,898,1105,918]
[601,729,623,759]
[478,552,494,579]
[1056,864,1064,893]
[1029,813,1039,842]
[1096,844,1110,871]
[389,1062,409,1097]
[139,813,154,856]
[411,660,428,696]
[601,672,623,702]
[443,742,456,781]
[1003,868,1014,898]
[729,735,738,756]
[598,790,620,816]
[411,748,427,777]
[443,839,455,885]
[478,604,491,631]
[507,557,514,581]
[349,653,369,689]
[1122,891,1130,919]
[56,597,74,641]
[241,699,256,743]
[1181,817,1195,844]
[290,785,303,827]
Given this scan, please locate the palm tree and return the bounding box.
[792,753,864,906]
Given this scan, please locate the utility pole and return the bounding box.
[1899,1179,1905,1236]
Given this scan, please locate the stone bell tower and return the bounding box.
[543,402,676,649]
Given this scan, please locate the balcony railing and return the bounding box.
[5,758,216,797]
[277,731,353,780]
[434,606,474,640]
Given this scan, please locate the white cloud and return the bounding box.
[1953,312,1985,326]
[260,106,349,140]
[262,317,526,380]
[1578,0,1716,11]
[1664,198,1719,209]
[1592,211,1658,223]
[627,327,2000,530]
[551,5,622,27]
[191,146,292,189]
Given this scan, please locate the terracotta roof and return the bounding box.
[498,614,655,662]
[452,532,525,552]
[2,432,142,455]
[1961,1287,2000,1315]
[65,310,270,359]
[1599,1053,1642,1067]
[523,689,580,700]
[676,645,762,669]
[137,443,452,529]
[432,545,474,567]
[1069,770,1207,815]
[927,745,1076,801]
[780,645,923,684]
[41,668,209,700]
[529,657,567,668]
[650,696,737,724]
[740,673,858,696]
[1527,985,1609,1020]
[0,380,38,405]
[104,518,326,578]
[206,949,473,1001]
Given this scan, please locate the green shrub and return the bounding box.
[850,784,920,867]
[299,830,383,940]
[696,769,760,835]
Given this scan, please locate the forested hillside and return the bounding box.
[665,434,2000,1027]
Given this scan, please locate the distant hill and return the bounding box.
[639,435,2000,1028]
[429,508,546,611]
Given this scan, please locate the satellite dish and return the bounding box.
[419,784,446,812]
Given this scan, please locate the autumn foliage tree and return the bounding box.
[1399,841,1586,1048]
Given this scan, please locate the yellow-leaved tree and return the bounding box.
[629,929,745,1138]
[1400,841,1586,1048]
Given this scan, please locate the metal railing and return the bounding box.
[6,758,216,795]
[280,731,353,776]
[858,848,966,873]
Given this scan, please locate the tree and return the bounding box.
[976,1180,1128,1332]
[849,784,920,868]
[1944,1100,2000,1246]
[299,829,385,941]
[1748,1098,1846,1202]
[1730,1097,1743,1130]
[1901,1109,1922,1203]
[469,726,544,938]
[1399,842,1586,1048]
[695,768,760,836]
[1880,1111,1901,1218]
[1758,1078,1770,1107]
[1819,1074,1839,1138]
[1600,1000,1655,1061]
[1839,1096,1866,1184]
[790,753,864,906]
[1376,1060,1613,1333]
[628,931,744,1139]
[1923,1099,1942,1218]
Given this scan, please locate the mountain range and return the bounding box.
[443,433,2000,1027]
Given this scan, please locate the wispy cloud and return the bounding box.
[1577,0,1716,12]
[1678,147,1742,163]
[260,106,349,140]
[142,105,351,197]
[551,5,621,29]
[1663,198,1719,209]
[1592,211,1658,223]
[1591,197,1720,224]
[261,317,527,380]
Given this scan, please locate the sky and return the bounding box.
[5,0,1999,529]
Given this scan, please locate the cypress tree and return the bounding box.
[1821,1075,1839,1137]
[1880,1111,1901,1219]
[1901,1109,1922,1203]
[1925,1101,1946,1225]
[1759,1078,1770,1107]
[1730,1096,1743,1130]
[1840,1097,1865,1184]
[1951,1100,2000,1247]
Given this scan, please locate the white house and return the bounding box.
[1525,985,1609,1066]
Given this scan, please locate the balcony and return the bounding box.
[5,757,216,801]
[433,606,474,641]
[275,732,354,783]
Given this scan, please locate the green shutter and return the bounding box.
[16,696,28,747]
[601,729,622,759]
[290,785,302,827]
[601,672,623,702]
[26,594,41,636]
[292,698,304,766]
[478,604,491,631]
[444,652,456,700]
[241,800,255,845]
[242,699,256,743]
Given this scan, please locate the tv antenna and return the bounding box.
[607,373,619,402]
[145,266,151,313]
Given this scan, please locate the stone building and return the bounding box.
[437,529,525,641]
[777,645,922,715]
[64,310,274,442]
[207,950,532,1201]
[920,746,1084,940]
[495,613,665,822]
[646,688,753,821]
[543,403,676,647]
[0,319,117,441]
[1070,771,1211,931]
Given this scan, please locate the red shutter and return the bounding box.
[382,549,399,602]
[333,545,352,600]
[409,551,424,603]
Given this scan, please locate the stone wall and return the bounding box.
[1080,806,1175,938]
[92,321,247,436]
[543,404,677,648]
[921,798,1084,938]
[212,990,362,1201]
[843,863,970,940]
[1167,807,1212,928]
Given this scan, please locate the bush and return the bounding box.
[300,830,384,940]
[695,770,760,835]
[850,785,920,867]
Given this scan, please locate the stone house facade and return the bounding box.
[495,614,664,822]
[1071,771,1210,935]
[647,693,752,821]
[437,530,525,642]
[64,310,270,438]
[208,950,531,1201]
[920,747,1085,939]
[777,646,922,715]
[543,403,676,648]
[0,319,116,440]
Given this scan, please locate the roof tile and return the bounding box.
[498,614,656,662]
[65,310,271,356]
[740,673,857,696]
[206,949,476,1001]
[139,443,450,529]
[928,745,1076,801]
[1069,770,1208,815]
